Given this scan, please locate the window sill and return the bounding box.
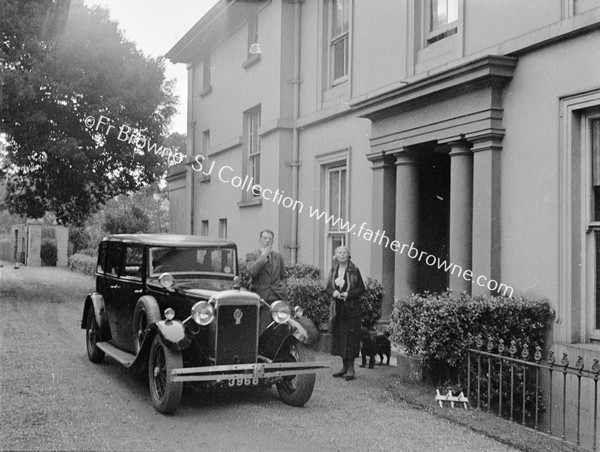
[237,198,262,208]
[242,54,261,69]
[199,86,212,98]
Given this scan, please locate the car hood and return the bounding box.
[172,279,235,298]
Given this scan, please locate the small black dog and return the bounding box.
[360,328,391,369]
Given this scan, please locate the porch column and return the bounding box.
[394,150,419,299]
[368,152,396,321]
[470,134,503,296]
[448,141,473,294]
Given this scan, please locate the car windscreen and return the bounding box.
[149,246,236,278]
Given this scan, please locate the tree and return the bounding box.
[103,203,150,235]
[0,0,177,225]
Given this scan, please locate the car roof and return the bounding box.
[101,234,236,247]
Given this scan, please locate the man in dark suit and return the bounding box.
[245,229,288,332]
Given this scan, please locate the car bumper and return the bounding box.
[170,361,331,383]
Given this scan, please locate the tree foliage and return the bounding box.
[0,0,177,225]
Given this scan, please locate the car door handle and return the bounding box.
[110,284,121,289]
[134,289,142,294]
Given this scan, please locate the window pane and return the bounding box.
[329,170,340,227]
[596,231,600,329]
[332,0,344,36]
[340,169,347,220]
[593,119,600,220]
[431,0,446,29]
[333,38,346,80]
[447,0,458,23]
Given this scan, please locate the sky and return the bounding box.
[82,0,221,135]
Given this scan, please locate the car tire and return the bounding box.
[133,297,161,355]
[148,335,183,414]
[275,342,316,407]
[85,308,105,363]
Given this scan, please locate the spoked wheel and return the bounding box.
[276,342,316,407]
[148,335,183,414]
[85,309,105,363]
[133,298,161,355]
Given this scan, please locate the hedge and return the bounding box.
[68,253,96,276]
[388,291,553,367]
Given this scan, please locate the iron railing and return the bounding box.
[466,336,600,450]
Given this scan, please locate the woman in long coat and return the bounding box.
[326,245,365,381]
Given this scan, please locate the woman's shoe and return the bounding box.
[344,375,355,381]
[332,372,346,377]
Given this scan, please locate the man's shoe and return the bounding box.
[344,375,355,381]
[332,372,346,378]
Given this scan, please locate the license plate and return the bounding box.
[227,376,258,387]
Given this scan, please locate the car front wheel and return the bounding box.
[276,342,316,407]
[85,308,105,363]
[148,335,183,414]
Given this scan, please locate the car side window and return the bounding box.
[97,244,107,274]
[123,245,143,280]
[106,243,123,277]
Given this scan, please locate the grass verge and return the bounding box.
[383,375,587,452]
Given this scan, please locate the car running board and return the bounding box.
[97,342,136,367]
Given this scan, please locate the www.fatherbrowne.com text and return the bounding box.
[192,155,513,297]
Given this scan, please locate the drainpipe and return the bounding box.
[290,0,302,264]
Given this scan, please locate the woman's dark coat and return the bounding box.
[326,260,365,359]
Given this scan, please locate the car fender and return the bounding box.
[259,317,320,360]
[129,320,192,374]
[287,317,320,346]
[81,293,110,341]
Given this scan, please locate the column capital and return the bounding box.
[447,140,473,157]
[466,130,505,153]
[392,150,419,167]
[367,150,397,168]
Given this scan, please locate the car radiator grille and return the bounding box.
[214,304,259,365]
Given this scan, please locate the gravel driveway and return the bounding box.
[0,263,518,452]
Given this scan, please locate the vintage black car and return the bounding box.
[81,234,329,414]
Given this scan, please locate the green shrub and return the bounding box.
[388,291,553,367]
[285,262,321,279]
[287,276,329,326]
[360,277,383,329]
[41,239,57,266]
[68,253,96,276]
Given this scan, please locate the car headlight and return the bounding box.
[270,300,291,324]
[191,301,215,326]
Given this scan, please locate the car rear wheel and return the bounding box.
[276,342,316,407]
[148,335,183,414]
[85,308,105,363]
[133,297,161,355]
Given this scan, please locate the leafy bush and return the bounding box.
[68,253,96,275]
[77,248,97,257]
[41,239,57,266]
[287,277,330,326]
[388,291,553,367]
[103,204,150,234]
[285,263,321,279]
[360,277,383,329]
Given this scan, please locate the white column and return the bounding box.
[394,151,419,299]
[448,142,473,293]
